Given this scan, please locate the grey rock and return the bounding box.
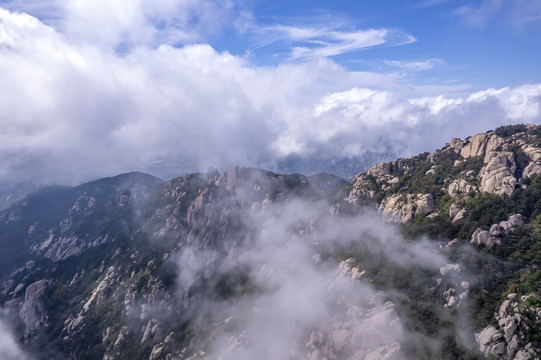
[19,279,49,337]
[491,341,506,357]
[448,179,473,197]
[363,343,402,360]
[149,344,164,360]
[522,160,541,179]
[451,209,466,226]
[470,228,496,248]
[490,224,504,237]
[475,293,540,359]
[449,204,462,220]
[460,133,488,159]
[379,193,435,224]
[478,151,517,196]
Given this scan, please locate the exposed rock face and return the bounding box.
[349,158,410,203]
[349,174,377,200]
[470,215,524,248]
[471,228,495,248]
[449,204,462,220]
[448,178,474,197]
[349,126,541,227]
[19,279,49,338]
[296,302,404,360]
[457,132,504,162]
[479,152,517,196]
[437,263,470,308]
[379,194,435,224]
[460,133,490,159]
[213,256,406,360]
[449,204,466,226]
[475,294,540,359]
[451,210,466,226]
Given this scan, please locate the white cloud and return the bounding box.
[0,6,539,183]
[256,24,416,61]
[289,83,541,158]
[1,0,249,48]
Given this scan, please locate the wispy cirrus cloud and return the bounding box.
[451,0,541,27]
[453,0,503,27]
[507,0,541,26]
[384,58,444,72]
[411,0,455,9]
[253,24,416,61]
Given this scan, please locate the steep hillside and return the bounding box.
[349,124,541,359]
[0,126,540,360]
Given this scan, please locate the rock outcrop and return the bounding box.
[449,204,466,226]
[470,215,524,248]
[19,279,49,338]
[304,302,404,360]
[350,125,541,225]
[478,152,517,196]
[475,293,540,359]
[378,194,435,224]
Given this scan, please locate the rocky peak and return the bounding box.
[349,124,541,220]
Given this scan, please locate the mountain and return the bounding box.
[0,180,44,212]
[0,125,540,360]
[349,123,541,359]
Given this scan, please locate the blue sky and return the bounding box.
[4,0,540,91]
[208,0,541,91]
[0,0,540,181]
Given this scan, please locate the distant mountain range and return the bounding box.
[0,124,540,360]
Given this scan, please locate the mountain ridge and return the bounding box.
[0,124,540,360]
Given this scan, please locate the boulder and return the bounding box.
[490,224,504,237]
[149,344,164,360]
[379,194,435,224]
[478,152,517,196]
[476,326,500,350]
[451,210,466,226]
[448,179,473,197]
[475,293,540,359]
[470,228,496,248]
[449,204,462,220]
[500,214,524,233]
[414,194,435,217]
[19,279,49,337]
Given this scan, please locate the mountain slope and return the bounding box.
[348,124,541,359]
[0,125,540,360]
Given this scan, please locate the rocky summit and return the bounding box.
[1,124,541,360]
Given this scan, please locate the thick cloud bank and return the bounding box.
[0,7,540,182]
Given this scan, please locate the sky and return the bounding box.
[0,0,540,182]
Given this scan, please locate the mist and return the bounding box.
[0,314,30,360]
[166,181,477,359]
